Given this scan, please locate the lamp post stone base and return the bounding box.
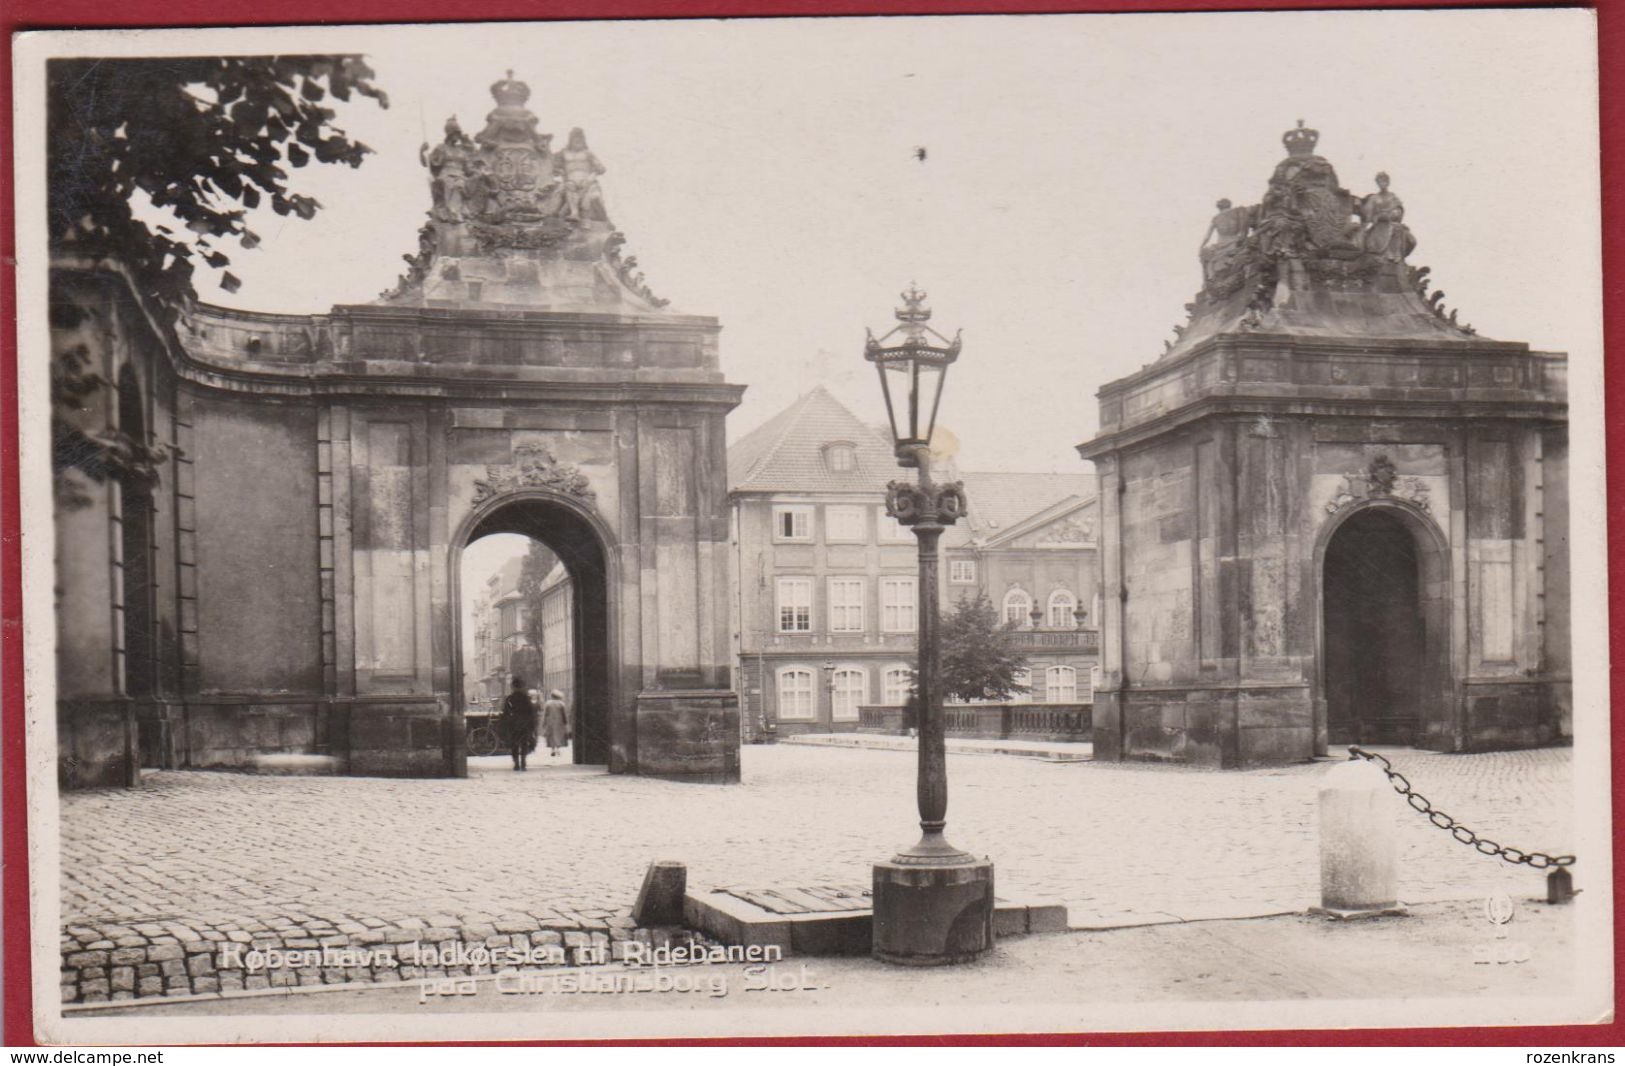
[871,857,995,966]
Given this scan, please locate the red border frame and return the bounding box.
[3,0,1619,1048]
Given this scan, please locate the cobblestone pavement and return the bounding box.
[58,744,1575,1005]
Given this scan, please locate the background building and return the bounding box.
[728,387,1098,739]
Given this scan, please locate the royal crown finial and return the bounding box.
[897,284,932,323]
[1282,118,1320,158]
[490,70,531,108]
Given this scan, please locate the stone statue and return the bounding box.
[1358,172,1416,262]
[421,116,475,222]
[1199,198,1256,284]
[557,128,609,223]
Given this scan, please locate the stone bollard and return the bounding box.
[632,861,688,927]
[1316,758,1407,919]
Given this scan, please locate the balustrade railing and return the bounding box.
[858,701,1091,743]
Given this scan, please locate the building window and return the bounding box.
[1010,667,1032,704]
[825,443,856,473]
[773,505,813,542]
[877,508,914,542]
[1087,665,1100,702]
[777,577,812,632]
[1048,589,1077,629]
[1003,588,1032,628]
[777,667,815,719]
[882,665,913,705]
[881,576,917,633]
[826,505,867,543]
[949,558,977,584]
[1046,665,1078,703]
[828,577,865,632]
[831,666,866,720]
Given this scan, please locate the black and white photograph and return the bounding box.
[13,7,1611,1044]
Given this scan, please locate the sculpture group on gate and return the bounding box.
[1168,120,1477,356]
[383,69,668,309]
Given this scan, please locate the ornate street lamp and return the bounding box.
[864,286,994,966]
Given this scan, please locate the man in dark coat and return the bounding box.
[501,677,538,771]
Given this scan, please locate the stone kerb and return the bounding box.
[59,909,717,1008]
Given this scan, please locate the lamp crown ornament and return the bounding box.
[490,69,531,107]
[1282,118,1320,157]
[896,284,933,338]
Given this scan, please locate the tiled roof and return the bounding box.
[727,386,898,493]
[960,471,1096,535]
[945,471,1096,548]
[728,388,1097,550]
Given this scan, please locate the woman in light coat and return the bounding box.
[540,690,570,757]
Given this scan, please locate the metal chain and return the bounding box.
[1347,746,1575,869]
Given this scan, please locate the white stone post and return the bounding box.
[1317,758,1407,918]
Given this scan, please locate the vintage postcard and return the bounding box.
[12,8,1612,1044]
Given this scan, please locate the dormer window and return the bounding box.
[825,442,856,473]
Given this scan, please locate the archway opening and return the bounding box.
[1322,507,1436,746]
[457,497,612,770]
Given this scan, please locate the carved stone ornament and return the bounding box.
[885,479,966,527]
[1038,518,1094,545]
[472,442,595,504]
[1324,453,1431,514]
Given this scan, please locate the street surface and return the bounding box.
[58,744,1575,1004]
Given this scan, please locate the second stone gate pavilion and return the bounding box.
[1079,122,1570,769]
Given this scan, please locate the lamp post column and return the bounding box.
[871,448,995,966]
[913,515,948,849]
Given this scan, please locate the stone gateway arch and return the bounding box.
[52,72,743,786]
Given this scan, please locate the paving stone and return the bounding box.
[56,747,1574,996]
[192,976,220,994]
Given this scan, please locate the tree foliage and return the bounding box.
[48,55,388,315]
[939,592,1029,703]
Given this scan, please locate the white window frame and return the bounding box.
[1048,589,1077,629]
[776,666,816,720]
[830,666,867,720]
[825,505,867,544]
[825,443,857,473]
[1003,588,1033,628]
[776,576,813,633]
[773,505,813,542]
[880,576,918,633]
[949,558,977,584]
[877,507,914,542]
[1046,665,1078,704]
[827,577,866,633]
[882,664,913,706]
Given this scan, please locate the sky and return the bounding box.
[44,10,1602,655]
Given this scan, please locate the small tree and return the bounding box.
[938,592,1029,703]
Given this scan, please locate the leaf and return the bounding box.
[219,271,242,293]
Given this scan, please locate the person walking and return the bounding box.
[501,677,537,771]
[541,689,570,758]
